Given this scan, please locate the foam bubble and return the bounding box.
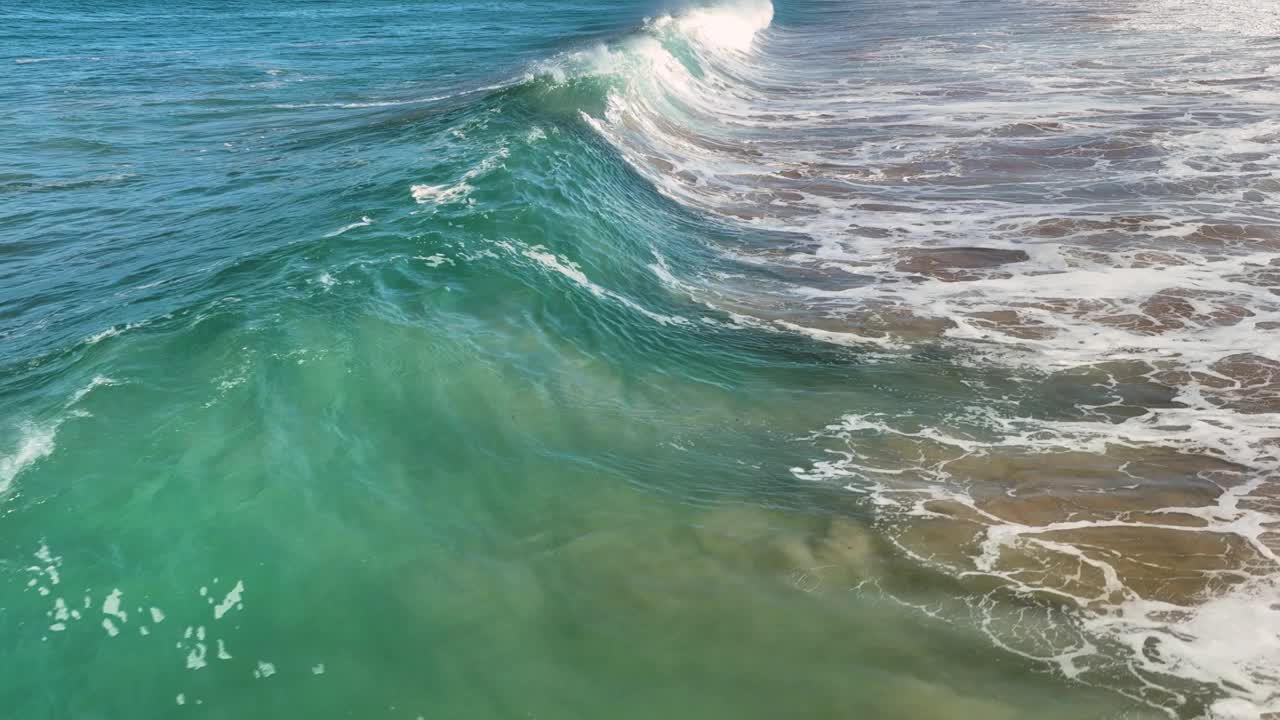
[68,375,117,406]
[410,182,472,205]
[1119,0,1280,36]
[3,378,118,490]
[415,254,453,268]
[411,146,511,207]
[102,588,127,623]
[515,242,688,326]
[794,403,1280,713]
[1,423,58,495]
[324,216,373,238]
[213,580,244,620]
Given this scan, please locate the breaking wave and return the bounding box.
[507,0,1280,715]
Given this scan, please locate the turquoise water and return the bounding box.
[4,1,1280,718]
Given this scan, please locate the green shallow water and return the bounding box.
[3,308,1142,718]
[0,256,1151,717]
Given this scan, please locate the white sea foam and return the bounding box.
[411,182,472,205]
[84,326,122,345]
[186,639,207,669]
[84,319,148,346]
[26,542,63,602]
[213,580,244,620]
[515,242,688,326]
[0,424,57,495]
[649,0,774,53]
[795,400,1280,714]
[1120,0,1280,36]
[102,588,127,623]
[412,145,510,207]
[415,254,453,268]
[774,320,903,351]
[575,0,1280,712]
[68,375,118,406]
[324,216,373,237]
[3,375,121,496]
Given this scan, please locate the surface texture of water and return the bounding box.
[2,1,1278,718]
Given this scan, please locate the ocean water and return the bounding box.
[2,0,1279,717]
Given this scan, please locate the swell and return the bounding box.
[4,0,1278,715]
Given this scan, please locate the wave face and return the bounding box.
[2,1,1278,718]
